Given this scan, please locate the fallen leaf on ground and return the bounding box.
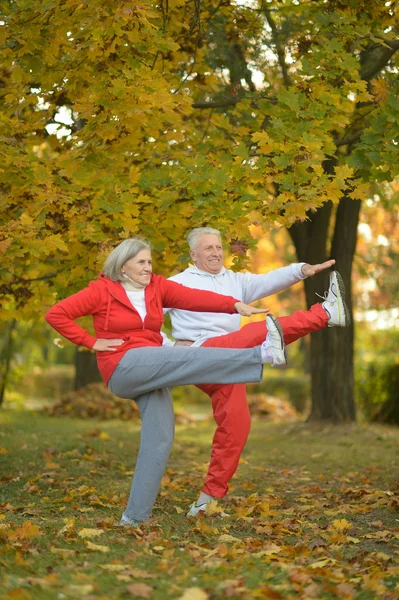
[177,588,209,600]
[85,541,109,552]
[78,528,104,539]
[126,582,153,598]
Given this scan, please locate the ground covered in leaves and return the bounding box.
[0,411,398,599]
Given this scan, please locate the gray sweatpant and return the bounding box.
[108,345,263,522]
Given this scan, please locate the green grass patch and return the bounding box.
[0,411,398,599]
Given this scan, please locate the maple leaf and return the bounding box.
[8,521,42,541]
[230,238,249,255]
[332,518,353,532]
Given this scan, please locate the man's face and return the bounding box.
[190,234,224,274]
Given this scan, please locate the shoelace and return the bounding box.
[315,290,335,304]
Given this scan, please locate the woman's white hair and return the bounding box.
[102,238,151,281]
[187,227,221,251]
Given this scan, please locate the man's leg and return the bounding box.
[189,304,328,513]
[196,382,250,499]
[202,303,328,349]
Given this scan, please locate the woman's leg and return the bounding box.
[108,345,263,399]
[122,388,175,523]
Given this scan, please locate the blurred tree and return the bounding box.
[1,1,398,419]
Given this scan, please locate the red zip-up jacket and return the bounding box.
[45,273,239,385]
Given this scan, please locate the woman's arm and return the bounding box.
[160,277,268,316]
[45,283,101,349]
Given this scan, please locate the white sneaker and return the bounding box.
[118,515,142,527]
[318,271,350,327]
[186,502,230,518]
[261,314,287,366]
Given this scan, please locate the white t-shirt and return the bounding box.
[125,289,147,322]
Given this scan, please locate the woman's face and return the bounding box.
[121,249,152,288]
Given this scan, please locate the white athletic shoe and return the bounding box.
[186,502,230,518]
[118,515,142,527]
[318,271,350,327]
[261,314,287,366]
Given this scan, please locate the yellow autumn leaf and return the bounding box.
[78,528,104,539]
[332,519,353,532]
[259,543,282,556]
[310,558,337,569]
[64,584,94,597]
[334,164,355,181]
[99,564,126,572]
[8,521,42,541]
[371,78,389,102]
[0,447,8,455]
[58,517,75,535]
[177,588,209,600]
[126,582,153,598]
[251,131,273,153]
[85,541,110,552]
[218,534,241,544]
[203,500,224,516]
[50,547,77,558]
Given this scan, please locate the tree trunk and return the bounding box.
[74,349,102,390]
[0,319,17,407]
[288,194,361,422]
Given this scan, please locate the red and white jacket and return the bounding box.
[45,274,239,384]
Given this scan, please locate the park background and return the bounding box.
[0,1,398,599]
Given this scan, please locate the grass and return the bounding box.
[0,410,398,599]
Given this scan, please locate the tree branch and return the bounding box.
[361,40,399,80]
[192,97,242,109]
[262,3,292,88]
[335,130,364,147]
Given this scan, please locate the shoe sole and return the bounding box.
[333,271,351,327]
[266,314,287,364]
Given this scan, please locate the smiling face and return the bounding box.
[121,249,152,288]
[190,234,224,274]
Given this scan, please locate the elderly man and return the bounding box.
[164,227,349,516]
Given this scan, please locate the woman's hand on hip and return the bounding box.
[93,339,124,352]
[234,302,270,317]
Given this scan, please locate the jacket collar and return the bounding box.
[99,274,157,307]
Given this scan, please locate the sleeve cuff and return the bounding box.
[297,263,307,279]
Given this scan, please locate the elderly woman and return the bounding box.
[45,238,286,525]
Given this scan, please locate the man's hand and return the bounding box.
[234,302,270,317]
[301,259,336,277]
[175,340,194,347]
[93,339,124,352]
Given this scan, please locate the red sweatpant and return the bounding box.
[197,303,328,497]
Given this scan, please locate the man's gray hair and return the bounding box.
[187,227,221,251]
[102,238,151,281]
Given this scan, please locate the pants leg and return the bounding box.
[122,388,175,522]
[108,345,263,399]
[197,382,250,498]
[194,303,328,498]
[200,303,328,349]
